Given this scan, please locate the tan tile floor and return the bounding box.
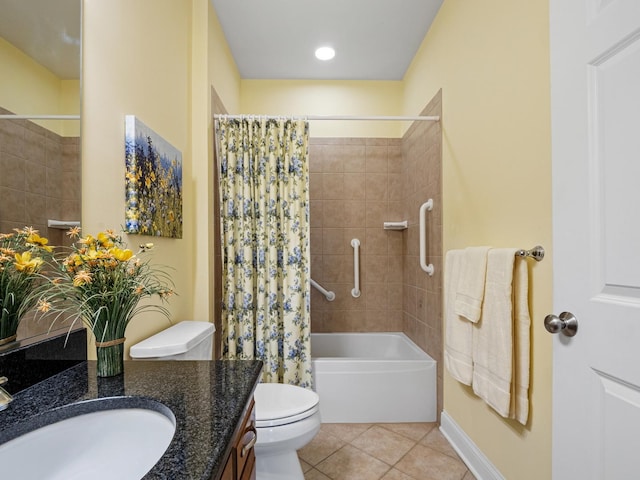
[298,423,476,480]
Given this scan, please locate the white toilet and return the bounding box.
[129,321,215,360]
[130,321,320,480]
[253,382,320,480]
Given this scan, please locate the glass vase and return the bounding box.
[95,341,125,377]
[0,310,19,346]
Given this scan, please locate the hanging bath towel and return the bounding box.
[472,249,531,425]
[444,249,474,385]
[454,246,491,322]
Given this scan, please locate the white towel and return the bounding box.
[472,248,530,425]
[444,249,473,385]
[510,256,531,424]
[454,246,490,323]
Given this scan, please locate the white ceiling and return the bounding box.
[0,0,443,82]
[212,0,444,80]
[0,0,80,79]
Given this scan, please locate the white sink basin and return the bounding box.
[0,404,176,480]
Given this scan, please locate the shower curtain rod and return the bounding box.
[214,114,440,122]
[0,114,80,120]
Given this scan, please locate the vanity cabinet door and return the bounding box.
[220,456,234,480]
[216,397,256,480]
[235,399,256,480]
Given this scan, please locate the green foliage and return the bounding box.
[0,227,52,340]
[32,229,175,342]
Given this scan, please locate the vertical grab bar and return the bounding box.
[351,238,361,297]
[420,199,435,276]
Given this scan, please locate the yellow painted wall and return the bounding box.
[203,2,242,337]
[79,1,552,475]
[208,3,241,114]
[82,0,198,356]
[403,1,552,479]
[60,79,81,137]
[190,0,213,325]
[240,80,403,138]
[0,36,80,135]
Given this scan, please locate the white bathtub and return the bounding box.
[311,332,436,423]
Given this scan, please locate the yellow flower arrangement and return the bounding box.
[0,227,52,344]
[33,228,175,376]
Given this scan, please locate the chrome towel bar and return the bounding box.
[516,245,545,262]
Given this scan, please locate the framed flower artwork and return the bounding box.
[124,115,183,238]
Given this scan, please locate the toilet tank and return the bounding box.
[129,321,215,360]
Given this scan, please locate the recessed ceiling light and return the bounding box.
[315,46,335,61]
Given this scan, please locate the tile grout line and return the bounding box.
[300,423,473,480]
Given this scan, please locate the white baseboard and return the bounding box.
[439,411,505,480]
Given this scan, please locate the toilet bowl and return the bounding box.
[254,382,321,480]
[129,321,320,480]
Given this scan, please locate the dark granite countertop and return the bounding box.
[0,359,263,480]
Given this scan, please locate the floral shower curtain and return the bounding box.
[215,117,312,387]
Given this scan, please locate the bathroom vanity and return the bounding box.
[221,397,256,480]
[0,338,262,480]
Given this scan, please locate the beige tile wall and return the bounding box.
[401,91,443,416]
[0,108,80,247]
[0,107,81,339]
[309,90,443,414]
[309,137,406,333]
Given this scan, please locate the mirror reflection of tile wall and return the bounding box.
[0,106,81,340]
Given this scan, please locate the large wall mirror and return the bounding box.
[0,0,82,351]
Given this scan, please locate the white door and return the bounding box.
[550,0,640,478]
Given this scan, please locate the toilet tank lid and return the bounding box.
[130,321,215,358]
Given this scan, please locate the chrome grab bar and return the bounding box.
[310,278,335,301]
[351,239,361,298]
[419,199,434,276]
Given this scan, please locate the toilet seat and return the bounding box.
[254,383,320,428]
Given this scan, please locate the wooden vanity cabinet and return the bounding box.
[219,398,256,480]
